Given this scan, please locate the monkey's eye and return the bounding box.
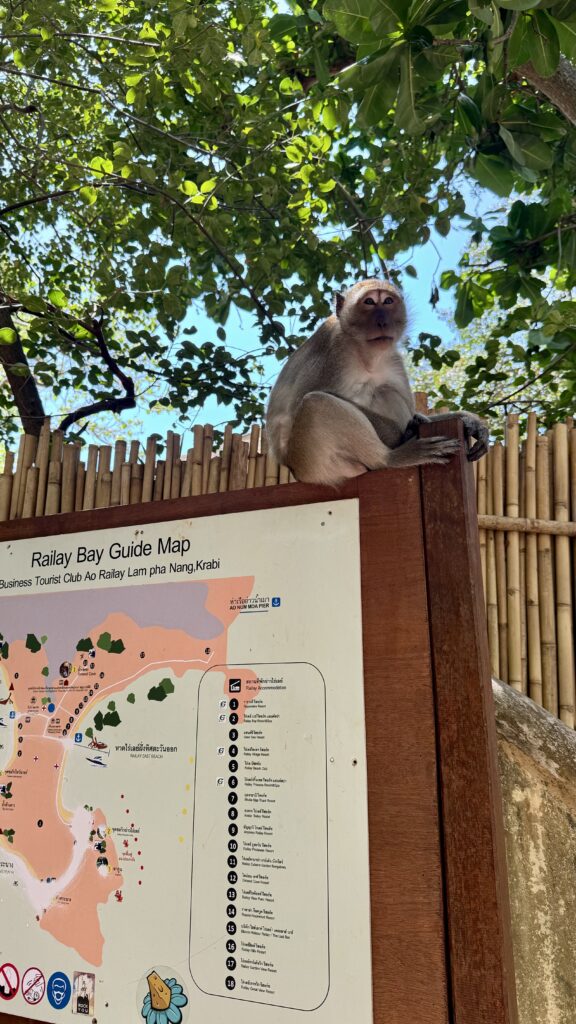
[383,296,394,305]
[364,297,376,305]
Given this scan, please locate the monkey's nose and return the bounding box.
[375,315,387,329]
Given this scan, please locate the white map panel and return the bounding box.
[0,501,372,1023]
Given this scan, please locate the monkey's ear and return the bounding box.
[334,292,345,317]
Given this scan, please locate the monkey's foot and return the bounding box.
[418,436,461,463]
[387,435,460,468]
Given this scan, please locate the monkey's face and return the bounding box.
[337,281,407,346]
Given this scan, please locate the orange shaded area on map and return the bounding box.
[39,809,122,965]
[0,576,254,963]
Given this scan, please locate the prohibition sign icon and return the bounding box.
[0,962,19,1000]
[22,967,46,1004]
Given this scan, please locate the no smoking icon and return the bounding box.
[0,963,19,1000]
[22,967,45,1005]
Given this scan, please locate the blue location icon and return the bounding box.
[47,971,71,1010]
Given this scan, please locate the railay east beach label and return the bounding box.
[0,502,373,1022]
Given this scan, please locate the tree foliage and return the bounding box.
[0,0,575,439]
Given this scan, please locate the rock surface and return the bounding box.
[494,679,576,1024]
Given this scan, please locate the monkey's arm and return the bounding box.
[403,410,488,462]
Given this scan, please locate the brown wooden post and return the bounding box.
[420,417,519,1024]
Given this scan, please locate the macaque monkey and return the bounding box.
[266,279,488,486]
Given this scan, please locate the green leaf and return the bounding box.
[508,13,532,66]
[313,46,331,87]
[79,186,98,206]
[267,13,302,38]
[503,130,554,169]
[471,153,516,196]
[48,288,67,308]
[395,48,427,132]
[323,0,380,41]
[457,94,483,133]
[500,103,566,140]
[498,0,540,10]
[525,11,560,75]
[551,16,576,59]
[0,328,16,345]
[371,0,410,33]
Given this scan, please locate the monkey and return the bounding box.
[266,279,488,487]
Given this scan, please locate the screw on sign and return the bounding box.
[22,967,46,1005]
[0,962,19,1000]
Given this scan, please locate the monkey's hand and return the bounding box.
[405,410,488,462]
[459,411,489,462]
[400,412,430,443]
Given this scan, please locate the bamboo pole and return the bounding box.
[492,444,508,683]
[553,423,574,727]
[485,448,499,678]
[153,461,165,502]
[519,444,527,692]
[265,450,280,487]
[219,424,233,493]
[170,460,181,500]
[229,436,248,491]
[246,425,260,490]
[207,455,221,494]
[477,454,487,601]
[45,461,61,516]
[505,415,522,691]
[171,436,181,499]
[536,434,558,717]
[163,431,174,501]
[524,413,542,706]
[201,425,214,494]
[96,471,112,509]
[129,464,143,505]
[477,515,576,536]
[34,419,51,517]
[96,446,111,509]
[0,474,13,522]
[83,445,98,511]
[9,434,27,520]
[191,426,203,497]
[22,467,39,519]
[181,449,194,499]
[61,444,78,515]
[120,463,131,506]
[111,440,127,507]
[142,436,157,503]
[75,463,86,512]
[17,434,38,519]
[254,453,266,488]
[565,425,573,655]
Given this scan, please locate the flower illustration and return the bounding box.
[141,971,188,1024]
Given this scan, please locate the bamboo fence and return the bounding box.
[0,397,575,727]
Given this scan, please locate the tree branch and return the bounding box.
[0,301,45,435]
[58,316,135,432]
[515,56,576,127]
[334,181,390,279]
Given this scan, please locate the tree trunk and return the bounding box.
[518,56,576,128]
[0,305,45,436]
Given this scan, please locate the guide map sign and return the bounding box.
[0,500,372,1023]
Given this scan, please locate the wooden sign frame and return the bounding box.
[0,418,517,1024]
